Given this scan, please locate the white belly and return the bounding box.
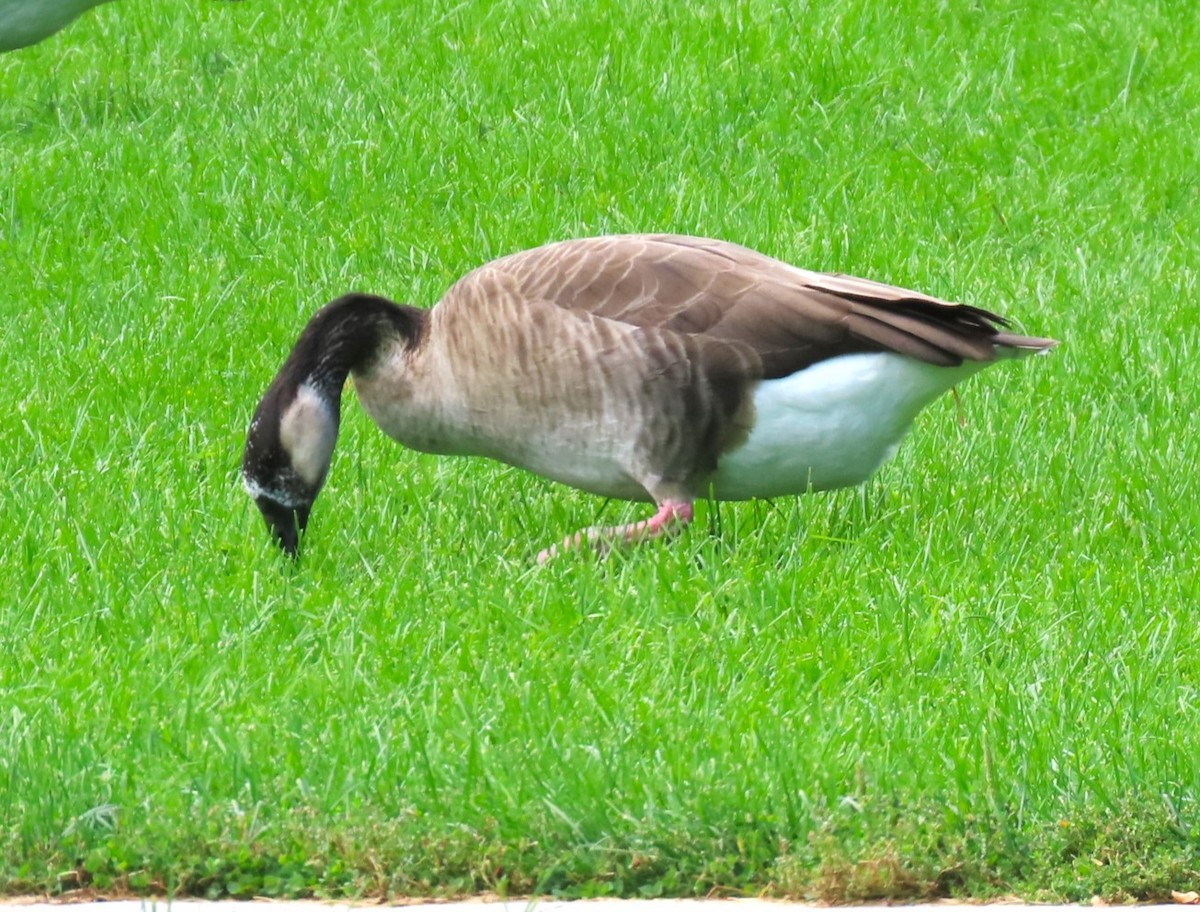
[710,352,984,500]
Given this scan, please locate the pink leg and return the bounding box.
[537,499,695,564]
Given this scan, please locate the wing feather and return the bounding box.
[447,234,1055,379]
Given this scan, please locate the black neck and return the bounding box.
[277,293,426,405]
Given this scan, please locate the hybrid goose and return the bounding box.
[242,234,1056,561]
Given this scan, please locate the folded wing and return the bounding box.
[462,234,1056,379]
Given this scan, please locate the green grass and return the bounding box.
[2,0,1199,901]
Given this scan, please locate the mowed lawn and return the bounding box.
[1,0,1197,901]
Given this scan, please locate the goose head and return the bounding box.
[242,378,338,555]
[242,294,424,556]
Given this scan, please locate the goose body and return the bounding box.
[243,234,1056,559]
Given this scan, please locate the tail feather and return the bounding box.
[992,332,1059,357]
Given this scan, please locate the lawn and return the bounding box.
[1,0,1197,901]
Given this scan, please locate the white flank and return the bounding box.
[710,352,986,500]
[279,383,337,488]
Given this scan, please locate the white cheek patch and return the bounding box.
[279,383,337,488]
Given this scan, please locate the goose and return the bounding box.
[0,0,239,52]
[242,234,1056,562]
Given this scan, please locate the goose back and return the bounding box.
[462,234,1049,376]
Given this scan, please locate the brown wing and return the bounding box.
[454,234,1054,379]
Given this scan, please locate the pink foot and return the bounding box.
[622,499,694,540]
[537,499,695,564]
